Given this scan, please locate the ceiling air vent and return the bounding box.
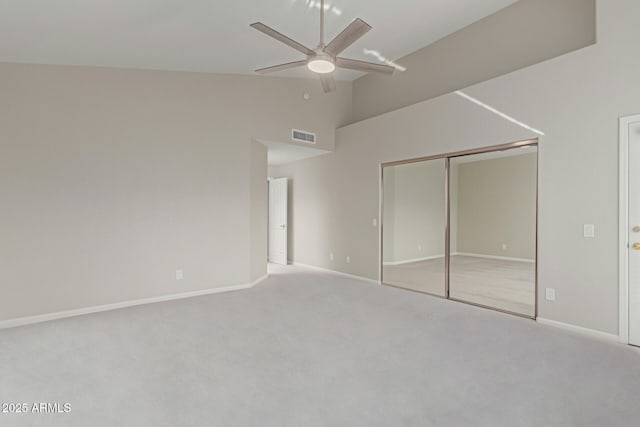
[292,129,316,144]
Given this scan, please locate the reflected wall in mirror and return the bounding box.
[449,146,537,317]
[382,159,446,296]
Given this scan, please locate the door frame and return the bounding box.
[379,138,539,319]
[618,114,640,344]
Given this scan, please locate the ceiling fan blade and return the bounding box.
[250,22,315,56]
[324,18,372,57]
[320,75,336,93]
[336,57,395,75]
[255,60,307,74]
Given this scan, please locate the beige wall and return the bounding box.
[250,142,268,281]
[0,63,351,322]
[456,153,537,260]
[383,161,446,263]
[352,0,596,123]
[272,93,530,277]
[272,0,640,335]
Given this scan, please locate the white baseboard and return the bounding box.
[455,252,535,263]
[536,317,620,343]
[292,262,380,285]
[0,275,268,330]
[383,255,444,266]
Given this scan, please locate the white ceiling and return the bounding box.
[0,0,517,80]
[260,140,330,166]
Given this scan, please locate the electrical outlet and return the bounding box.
[176,270,184,280]
[346,256,351,263]
[418,244,423,252]
[545,288,556,301]
[501,243,507,250]
[329,252,334,261]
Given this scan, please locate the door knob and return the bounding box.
[634,226,640,233]
[633,243,640,250]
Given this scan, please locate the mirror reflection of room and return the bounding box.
[449,146,537,317]
[382,159,446,296]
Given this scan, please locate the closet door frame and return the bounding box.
[380,138,539,319]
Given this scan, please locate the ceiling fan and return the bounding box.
[250,0,395,93]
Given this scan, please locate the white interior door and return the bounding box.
[268,178,288,265]
[629,120,640,346]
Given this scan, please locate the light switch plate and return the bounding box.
[176,270,184,280]
[545,288,556,301]
[583,224,595,238]
[372,218,378,227]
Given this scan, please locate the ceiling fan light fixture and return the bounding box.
[251,0,395,92]
[307,55,335,74]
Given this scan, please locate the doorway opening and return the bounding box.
[381,139,538,318]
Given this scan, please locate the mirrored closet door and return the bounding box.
[448,146,537,317]
[381,140,538,318]
[382,159,447,297]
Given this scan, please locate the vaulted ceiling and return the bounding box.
[0,0,517,80]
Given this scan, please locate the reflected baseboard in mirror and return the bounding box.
[448,255,535,317]
[382,255,535,316]
[383,256,447,297]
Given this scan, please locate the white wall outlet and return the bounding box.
[372,218,378,227]
[346,256,351,263]
[176,270,184,280]
[501,243,507,250]
[545,288,556,301]
[418,244,423,252]
[329,252,334,261]
[583,224,595,238]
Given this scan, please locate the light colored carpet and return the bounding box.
[1,264,639,427]
[384,255,535,317]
